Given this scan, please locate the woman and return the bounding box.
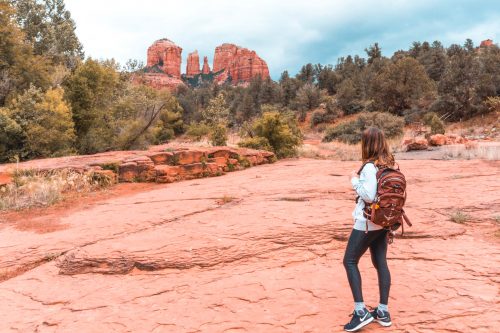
[343,127,394,332]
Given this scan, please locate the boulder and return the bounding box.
[148,152,174,165]
[155,165,181,183]
[429,134,447,146]
[406,139,429,151]
[119,158,155,182]
[174,150,206,165]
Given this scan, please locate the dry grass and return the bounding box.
[449,210,471,224]
[0,169,114,211]
[299,133,404,161]
[217,195,236,205]
[442,144,500,160]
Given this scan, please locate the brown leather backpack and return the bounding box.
[357,162,412,236]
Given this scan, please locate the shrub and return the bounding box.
[310,110,326,127]
[209,123,228,146]
[186,122,210,141]
[449,210,470,224]
[238,137,272,151]
[323,112,404,144]
[239,112,302,158]
[423,112,445,134]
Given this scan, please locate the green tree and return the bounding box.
[294,83,323,120]
[11,0,84,68]
[296,63,315,83]
[111,85,183,150]
[279,70,298,107]
[63,58,123,152]
[438,49,481,120]
[209,123,228,146]
[371,57,435,114]
[365,43,382,64]
[316,64,339,95]
[0,1,51,105]
[336,78,364,114]
[201,92,229,125]
[6,85,76,158]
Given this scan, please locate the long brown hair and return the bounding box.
[361,127,395,167]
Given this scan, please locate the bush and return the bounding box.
[423,112,445,134]
[238,137,272,151]
[310,110,326,127]
[323,121,360,144]
[323,112,404,144]
[209,123,228,146]
[186,122,210,141]
[239,112,303,158]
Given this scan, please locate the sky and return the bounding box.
[65,0,500,79]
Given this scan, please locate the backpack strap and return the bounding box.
[357,161,375,175]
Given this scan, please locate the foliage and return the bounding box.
[0,108,24,161]
[294,83,323,112]
[186,122,210,141]
[240,111,303,158]
[11,0,84,68]
[0,1,51,106]
[209,123,228,146]
[202,92,229,125]
[238,136,272,152]
[422,112,445,135]
[5,86,76,159]
[371,57,435,114]
[323,112,404,144]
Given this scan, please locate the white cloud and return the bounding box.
[65,0,499,77]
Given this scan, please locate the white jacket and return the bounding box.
[350,163,383,231]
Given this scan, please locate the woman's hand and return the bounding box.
[350,170,358,179]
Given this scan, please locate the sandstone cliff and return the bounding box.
[213,43,270,83]
[146,38,182,78]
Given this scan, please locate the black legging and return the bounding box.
[343,229,391,304]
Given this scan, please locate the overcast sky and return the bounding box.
[65,0,500,79]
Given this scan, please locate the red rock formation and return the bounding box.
[139,39,270,90]
[146,38,182,78]
[480,39,493,47]
[202,56,211,74]
[212,43,270,83]
[133,73,184,91]
[213,44,239,73]
[186,50,201,77]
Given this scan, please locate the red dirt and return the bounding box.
[0,159,498,332]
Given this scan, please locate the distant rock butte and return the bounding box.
[480,39,493,47]
[186,50,201,77]
[137,38,270,90]
[213,43,270,83]
[202,56,211,74]
[146,38,182,78]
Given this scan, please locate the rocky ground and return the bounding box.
[0,159,499,332]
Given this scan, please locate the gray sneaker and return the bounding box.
[370,307,392,327]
